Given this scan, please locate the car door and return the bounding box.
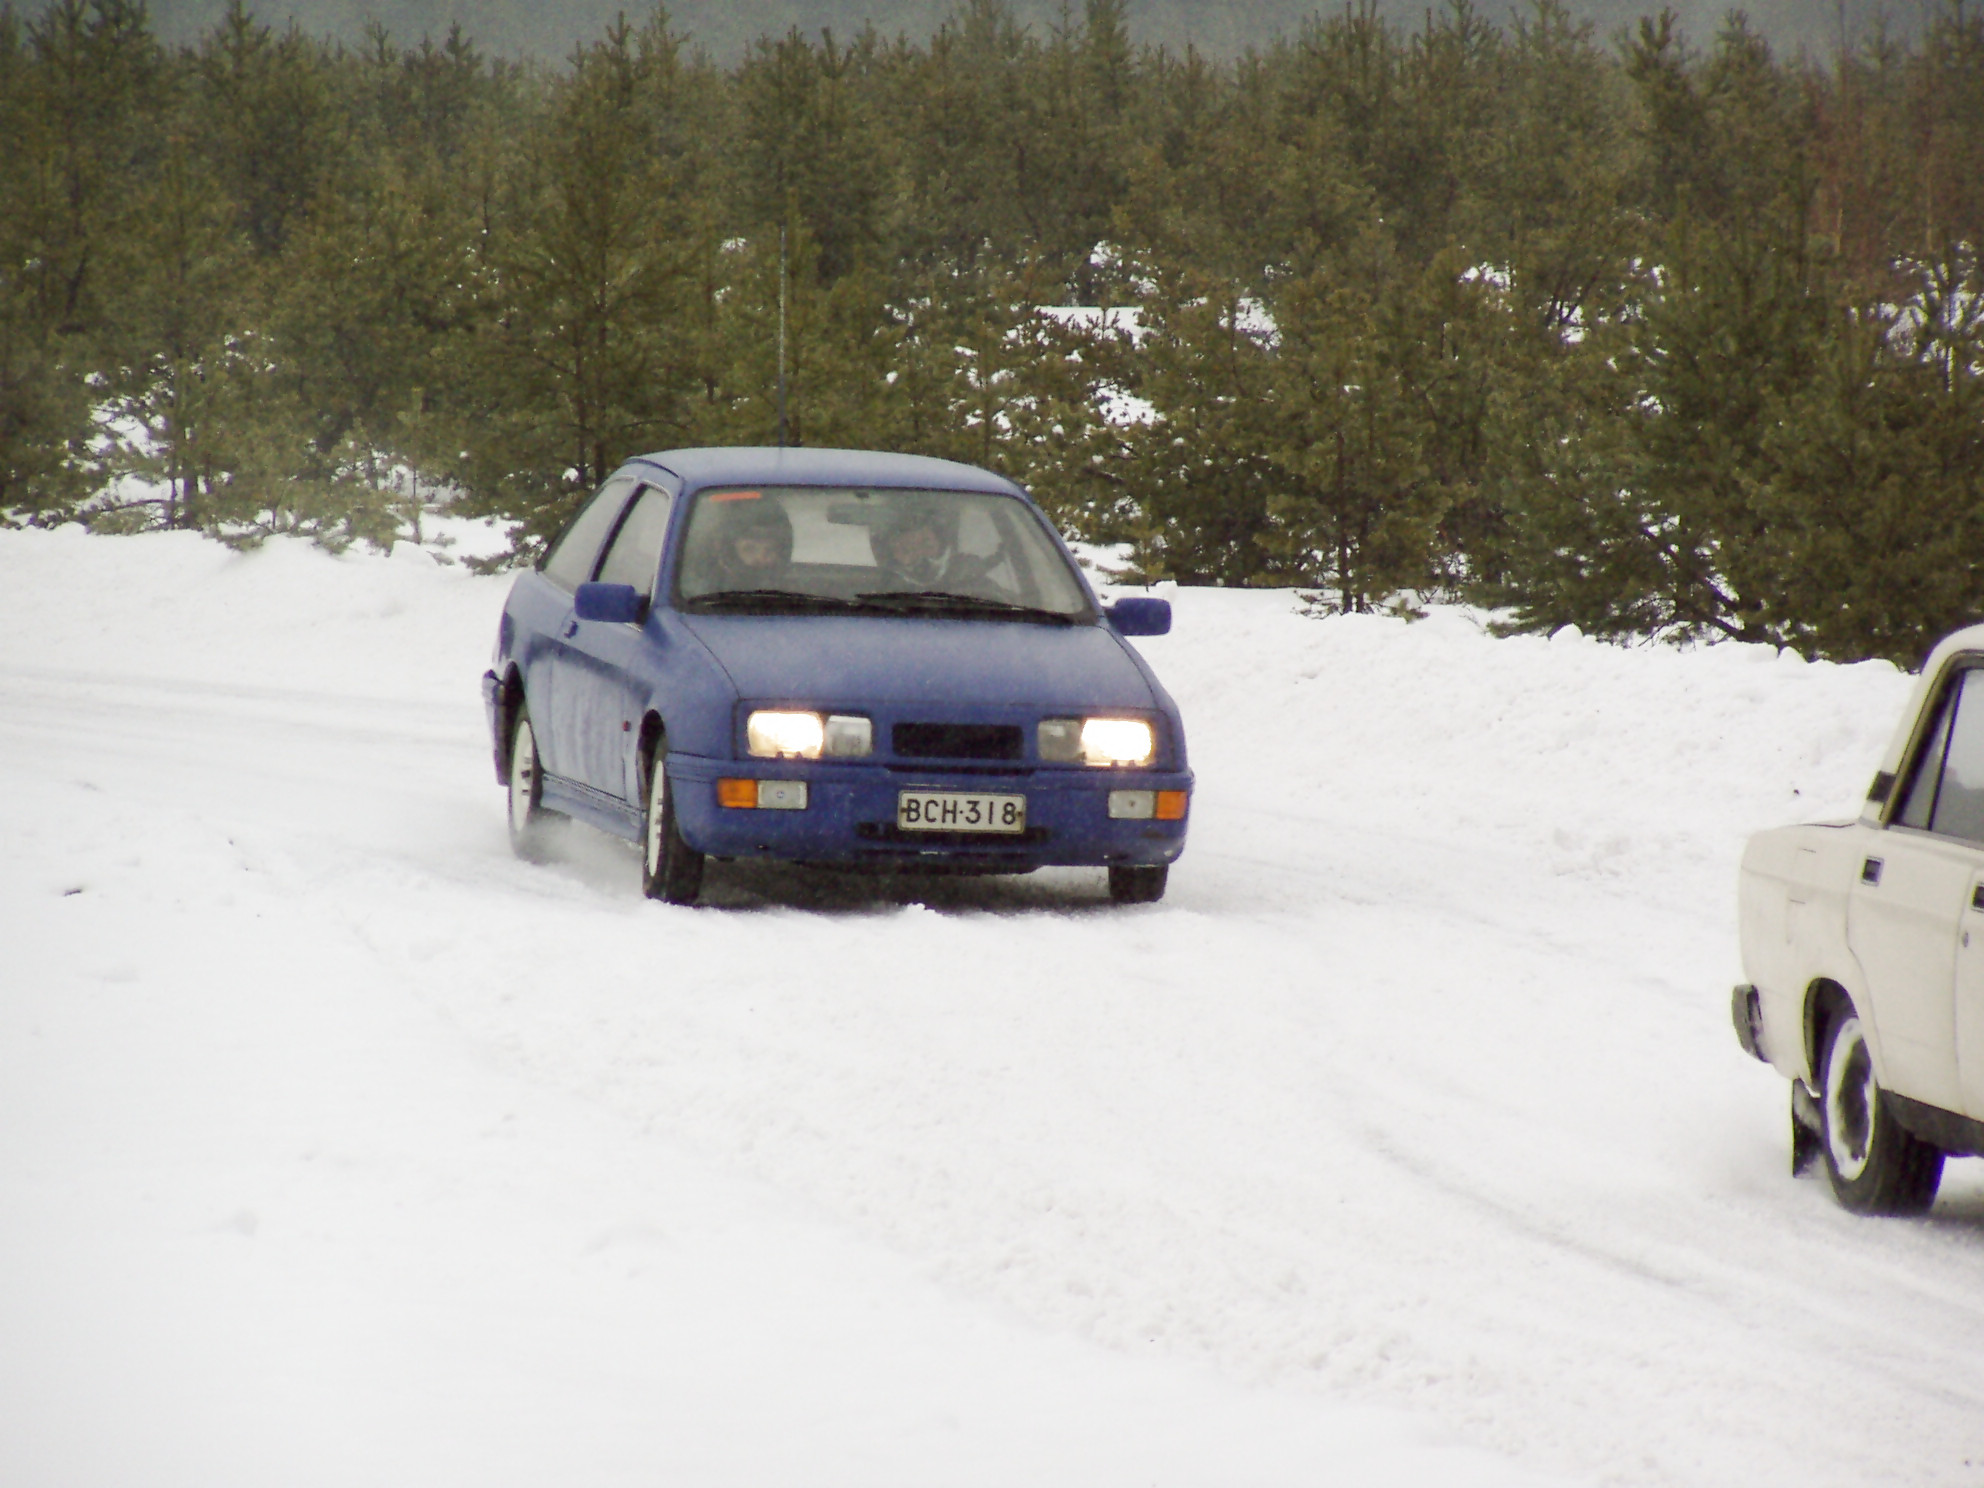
[530,476,639,784]
[1850,662,1984,1114]
[562,480,674,801]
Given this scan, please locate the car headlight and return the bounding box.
[746,710,872,759]
[1038,716,1155,767]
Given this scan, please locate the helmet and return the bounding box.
[869,501,957,585]
[711,496,793,584]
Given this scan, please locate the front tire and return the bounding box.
[1108,864,1167,904]
[506,706,562,861]
[1819,1007,1943,1215]
[641,753,704,904]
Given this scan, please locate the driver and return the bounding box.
[871,505,971,589]
[706,497,793,590]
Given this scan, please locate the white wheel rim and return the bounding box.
[646,767,665,876]
[1825,1016,1876,1182]
[509,721,537,835]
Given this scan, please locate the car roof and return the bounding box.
[625,446,1028,497]
[1922,621,1984,674]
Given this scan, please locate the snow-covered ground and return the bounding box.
[5,525,1983,1487]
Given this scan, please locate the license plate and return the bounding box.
[897,790,1026,834]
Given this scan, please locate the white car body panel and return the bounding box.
[1740,821,1877,1086]
[1955,883,1984,1114]
[1846,827,1971,1109]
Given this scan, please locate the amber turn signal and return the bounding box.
[717,778,758,809]
[1155,790,1188,821]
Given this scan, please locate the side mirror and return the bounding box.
[574,581,647,625]
[1105,597,1171,637]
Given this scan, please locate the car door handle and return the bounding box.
[1861,857,1883,885]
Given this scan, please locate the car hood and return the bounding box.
[679,613,1158,711]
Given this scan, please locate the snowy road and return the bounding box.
[5,527,1984,1486]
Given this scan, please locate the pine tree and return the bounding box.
[1762,246,1984,664]
[1257,248,1468,611]
[734,24,883,283]
[449,9,703,551]
[1471,1,1640,332]
[888,0,1040,269]
[95,135,251,533]
[1105,260,1288,586]
[683,219,880,450]
[0,0,162,521]
[192,1,338,257]
[263,154,470,542]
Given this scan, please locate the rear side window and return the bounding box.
[1896,665,1984,842]
[542,479,635,590]
[595,485,672,595]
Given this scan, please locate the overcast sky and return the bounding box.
[142,0,1931,63]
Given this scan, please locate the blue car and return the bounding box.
[481,447,1191,904]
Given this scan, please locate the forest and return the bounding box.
[3,0,1983,663]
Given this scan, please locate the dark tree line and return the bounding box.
[5,0,1984,663]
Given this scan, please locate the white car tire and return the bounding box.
[1819,1008,1943,1215]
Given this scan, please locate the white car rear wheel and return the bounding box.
[1819,1009,1943,1215]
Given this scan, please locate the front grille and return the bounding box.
[856,821,1051,846]
[891,722,1023,761]
[886,763,1029,777]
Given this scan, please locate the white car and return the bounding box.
[1736,623,1984,1213]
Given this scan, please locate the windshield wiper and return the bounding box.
[682,589,865,614]
[853,590,1078,624]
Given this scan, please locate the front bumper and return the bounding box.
[668,755,1191,869]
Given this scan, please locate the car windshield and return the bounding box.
[674,486,1092,620]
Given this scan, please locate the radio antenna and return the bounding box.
[776,223,789,448]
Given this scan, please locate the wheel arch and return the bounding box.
[496,665,528,785]
[635,709,670,798]
[1804,977,1874,1087]
[637,708,667,762]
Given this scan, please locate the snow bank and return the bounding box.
[0,523,497,701]
[1127,584,1906,916]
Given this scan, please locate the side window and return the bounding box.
[1894,667,1984,839]
[1932,670,1984,843]
[542,479,635,590]
[1897,683,1956,830]
[595,485,672,595]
